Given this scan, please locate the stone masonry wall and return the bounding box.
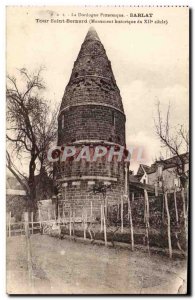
[58,180,125,218]
[56,160,125,182]
[58,105,125,146]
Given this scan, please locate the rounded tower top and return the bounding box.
[59,27,124,115]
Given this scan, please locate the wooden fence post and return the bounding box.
[90,201,93,220]
[132,192,134,202]
[62,203,65,224]
[174,189,183,252]
[117,203,120,221]
[24,212,29,238]
[58,204,60,223]
[73,209,75,236]
[144,189,150,255]
[81,208,83,231]
[144,194,147,223]
[54,208,56,222]
[38,209,42,227]
[174,189,179,225]
[155,183,158,197]
[181,187,188,246]
[100,204,103,232]
[128,196,134,251]
[24,212,34,291]
[186,186,189,217]
[127,198,130,221]
[8,211,11,237]
[103,202,107,246]
[69,207,72,237]
[83,208,86,240]
[164,192,172,259]
[121,196,124,233]
[47,209,49,220]
[31,212,33,235]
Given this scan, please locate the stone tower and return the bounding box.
[56,27,128,217]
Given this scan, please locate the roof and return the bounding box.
[6,177,26,196]
[6,177,25,191]
[137,164,150,176]
[59,27,124,114]
[6,172,53,199]
[137,152,189,175]
[159,152,189,168]
[129,177,163,195]
[129,174,140,183]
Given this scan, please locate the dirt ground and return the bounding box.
[6,234,187,294]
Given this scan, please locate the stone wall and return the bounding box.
[58,105,125,146]
[56,157,126,179]
[58,179,125,218]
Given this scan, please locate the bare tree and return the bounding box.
[154,101,189,251]
[154,101,189,188]
[6,68,57,211]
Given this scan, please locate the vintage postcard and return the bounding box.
[6,6,189,294]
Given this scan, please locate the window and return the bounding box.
[62,115,64,129]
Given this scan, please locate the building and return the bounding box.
[6,176,26,197]
[6,176,27,222]
[136,153,189,191]
[55,27,128,217]
[136,164,150,185]
[7,173,53,221]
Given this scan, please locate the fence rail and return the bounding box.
[6,217,97,237]
[6,188,188,259]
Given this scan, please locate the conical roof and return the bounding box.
[60,27,124,114]
[84,26,100,42]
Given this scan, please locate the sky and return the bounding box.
[6,6,189,172]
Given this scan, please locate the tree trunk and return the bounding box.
[28,154,37,212]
